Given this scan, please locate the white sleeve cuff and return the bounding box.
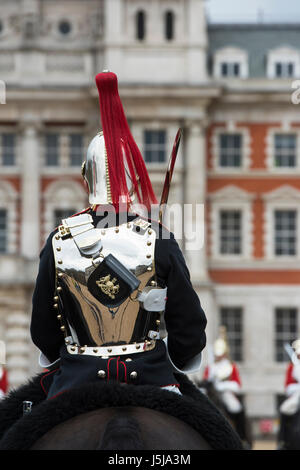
[286,383,300,396]
[38,351,60,369]
[163,337,202,374]
[215,380,240,393]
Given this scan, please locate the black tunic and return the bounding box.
[30,211,207,396]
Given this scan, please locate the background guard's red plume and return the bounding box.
[95,72,158,211]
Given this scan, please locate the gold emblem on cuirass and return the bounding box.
[96,275,120,299]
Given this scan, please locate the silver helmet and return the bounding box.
[82,132,137,206]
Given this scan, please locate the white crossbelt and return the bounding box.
[67,340,156,357]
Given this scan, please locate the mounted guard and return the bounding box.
[30,71,207,399]
[278,339,300,449]
[202,326,251,446]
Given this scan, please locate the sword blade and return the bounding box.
[158,128,182,223]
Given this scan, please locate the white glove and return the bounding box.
[280,391,300,415]
[286,383,300,396]
[215,380,240,393]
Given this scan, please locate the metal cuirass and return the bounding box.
[52,213,167,349]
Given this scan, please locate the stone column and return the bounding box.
[186,0,208,83]
[183,119,217,382]
[104,0,123,74]
[20,122,40,259]
[184,120,208,283]
[4,290,31,390]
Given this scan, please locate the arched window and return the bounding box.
[58,20,72,36]
[136,10,146,41]
[165,10,174,41]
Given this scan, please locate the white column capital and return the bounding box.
[184,118,210,135]
[18,116,42,135]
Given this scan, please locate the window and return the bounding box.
[136,10,146,41]
[54,208,76,228]
[219,133,242,167]
[70,134,83,167]
[274,134,297,167]
[1,133,16,166]
[220,307,243,362]
[275,62,295,78]
[58,20,72,36]
[275,308,298,362]
[165,11,174,41]
[45,134,59,166]
[219,210,242,255]
[274,210,297,256]
[267,48,300,79]
[220,62,241,78]
[144,130,166,163]
[214,47,248,79]
[0,209,7,253]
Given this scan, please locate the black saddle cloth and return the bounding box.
[0,373,243,450]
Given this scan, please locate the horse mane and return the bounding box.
[97,414,144,450]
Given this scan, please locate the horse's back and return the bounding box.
[31,406,211,450]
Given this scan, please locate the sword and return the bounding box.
[158,128,182,224]
[284,342,299,365]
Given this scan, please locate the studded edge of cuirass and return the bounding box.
[51,213,166,348]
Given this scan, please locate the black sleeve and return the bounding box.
[30,231,64,364]
[155,234,207,370]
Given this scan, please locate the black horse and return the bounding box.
[0,373,243,450]
[30,406,212,450]
[197,379,253,449]
[278,409,300,450]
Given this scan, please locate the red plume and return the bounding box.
[95,72,158,211]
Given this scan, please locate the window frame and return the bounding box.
[213,47,249,79]
[263,186,300,261]
[219,209,243,256]
[274,307,298,362]
[45,133,60,167]
[274,133,297,168]
[143,129,167,164]
[0,130,18,169]
[164,10,175,41]
[266,129,300,172]
[42,127,86,172]
[0,209,7,254]
[267,47,300,79]
[209,186,254,262]
[218,132,243,168]
[136,10,146,41]
[211,127,251,173]
[219,306,244,362]
[69,133,84,167]
[0,181,18,254]
[274,209,297,257]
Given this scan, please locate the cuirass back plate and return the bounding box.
[52,216,158,347]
